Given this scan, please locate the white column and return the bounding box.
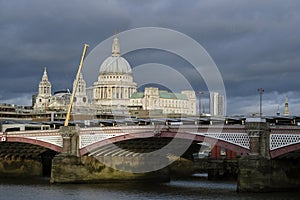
[118,87,121,99]
[121,87,124,99]
[125,87,128,98]
[99,87,101,99]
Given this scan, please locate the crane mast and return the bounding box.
[64,44,89,127]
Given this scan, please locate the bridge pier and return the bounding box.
[237,118,300,192]
[51,126,170,183]
[59,126,79,156]
[50,155,170,183]
[168,157,195,178]
[238,156,300,192]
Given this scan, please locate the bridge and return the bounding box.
[1,123,299,158]
[0,118,300,191]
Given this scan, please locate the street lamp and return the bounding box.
[257,88,264,117]
[198,91,204,116]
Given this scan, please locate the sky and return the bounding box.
[0,0,300,116]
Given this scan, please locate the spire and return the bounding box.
[42,67,48,81]
[284,96,290,116]
[276,105,280,116]
[79,72,83,80]
[73,72,86,94]
[111,32,120,57]
[37,67,51,97]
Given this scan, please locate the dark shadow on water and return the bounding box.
[0,175,299,200]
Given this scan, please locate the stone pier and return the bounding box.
[50,126,170,183]
[238,157,300,192]
[50,155,170,183]
[237,118,300,192]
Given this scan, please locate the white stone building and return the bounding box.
[48,90,71,111]
[34,69,89,112]
[72,73,89,111]
[130,87,196,116]
[33,35,197,116]
[210,92,225,116]
[93,35,137,112]
[34,68,52,111]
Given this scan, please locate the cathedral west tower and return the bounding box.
[34,67,52,111]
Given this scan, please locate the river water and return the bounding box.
[0,175,299,200]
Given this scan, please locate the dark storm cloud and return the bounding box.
[0,0,300,115]
[0,0,131,100]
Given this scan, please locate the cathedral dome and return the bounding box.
[99,56,132,74]
[99,35,132,74]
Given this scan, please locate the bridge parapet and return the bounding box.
[200,132,249,149]
[269,127,300,158]
[78,126,158,149]
[0,129,62,151]
[1,124,300,158]
[270,131,300,150]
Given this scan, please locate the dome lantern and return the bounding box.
[99,35,132,74]
[111,34,120,57]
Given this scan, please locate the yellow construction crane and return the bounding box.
[64,44,89,126]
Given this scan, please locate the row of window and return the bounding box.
[131,99,192,108]
[40,87,51,94]
[101,75,130,80]
[163,109,193,114]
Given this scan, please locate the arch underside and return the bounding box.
[270,143,300,158]
[80,131,249,156]
[0,137,62,157]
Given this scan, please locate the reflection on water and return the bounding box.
[0,175,299,200]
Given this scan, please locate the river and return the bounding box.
[0,174,299,200]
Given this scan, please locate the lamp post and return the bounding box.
[257,88,264,117]
[198,91,204,116]
[145,94,149,110]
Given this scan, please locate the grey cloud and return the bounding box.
[0,0,299,116]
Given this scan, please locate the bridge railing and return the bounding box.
[0,129,60,137]
[270,127,300,151]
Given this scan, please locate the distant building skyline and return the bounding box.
[210,92,225,117]
[31,35,198,116]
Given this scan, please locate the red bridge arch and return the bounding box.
[80,131,250,156]
[270,143,300,158]
[5,136,62,152]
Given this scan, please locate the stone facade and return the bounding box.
[93,35,137,111]
[33,36,196,116]
[34,68,51,111]
[238,157,300,192]
[72,73,89,111]
[130,87,196,116]
[34,70,89,112]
